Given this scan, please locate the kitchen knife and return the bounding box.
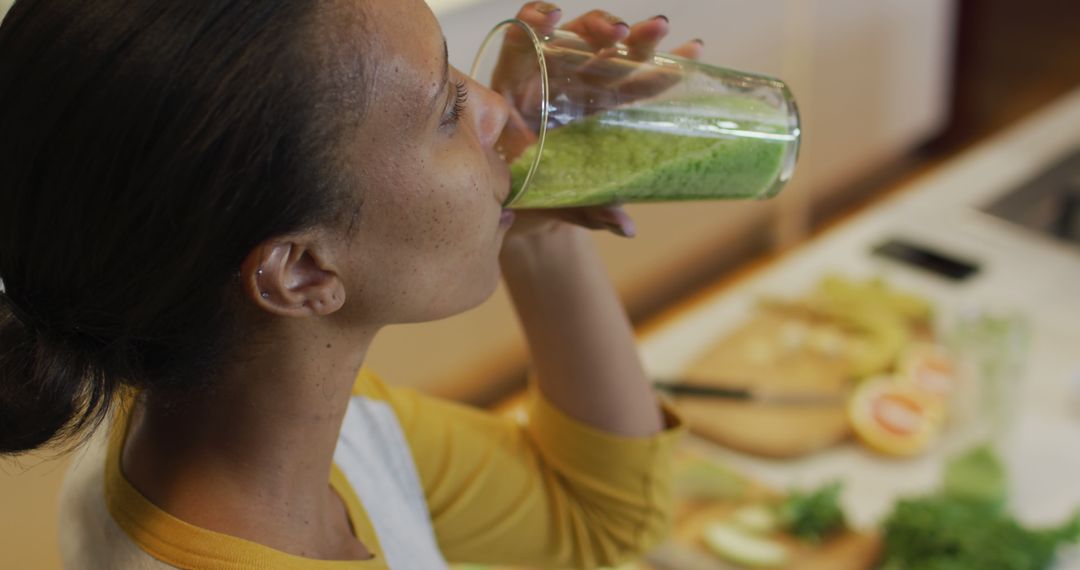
[653,380,848,407]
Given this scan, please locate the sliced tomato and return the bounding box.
[873,394,924,435]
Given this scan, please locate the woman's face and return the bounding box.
[325,0,513,325]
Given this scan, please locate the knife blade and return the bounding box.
[653,380,848,407]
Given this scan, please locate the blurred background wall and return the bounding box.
[4,0,1080,568]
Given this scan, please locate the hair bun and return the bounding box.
[0,295,115,454]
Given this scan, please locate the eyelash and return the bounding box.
[443,79,468,127]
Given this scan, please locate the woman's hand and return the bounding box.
[496,3,704,245]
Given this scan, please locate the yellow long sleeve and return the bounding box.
[370,373,685,568]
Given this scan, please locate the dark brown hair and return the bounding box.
[0,0,366,453]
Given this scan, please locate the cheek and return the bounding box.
[420,152,491,247]
[346,132,501,319]
[423,177,488,254]
[374,141,485,236]
[381,162,491,271]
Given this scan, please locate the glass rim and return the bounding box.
[469,18,549,207]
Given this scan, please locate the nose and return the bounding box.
[469,76,511,150]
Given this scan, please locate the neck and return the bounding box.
[121,318,379,559]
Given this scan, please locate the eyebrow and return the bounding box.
[429,37,450,118]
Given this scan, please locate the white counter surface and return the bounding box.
[427,0,485,16]
[639,87,1080,549]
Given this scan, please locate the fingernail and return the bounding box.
[692,38,706,46]
[603,12,630,29]
[534,2,560,15]
[653,14,669,23]
[605,222,636,238]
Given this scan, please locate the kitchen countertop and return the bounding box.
[638,86,1080,538]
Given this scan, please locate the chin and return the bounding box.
[406,266,503,323]
[453,267,503,314]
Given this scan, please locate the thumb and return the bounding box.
[552,204,637,237]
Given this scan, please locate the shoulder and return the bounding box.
[348,367,428,431]
[58,416,175,569]
[350,367,394,400]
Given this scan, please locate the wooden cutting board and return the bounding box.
[675,310,855,458]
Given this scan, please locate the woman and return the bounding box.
[0,1,700,567]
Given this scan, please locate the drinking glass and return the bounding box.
[471,19,802,208]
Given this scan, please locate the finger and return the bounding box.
[569,15,670,93]
[624,15,670,60]
[492,3,564,93]
[561,10,630,50]
[584,205,636,237]
[669,38,706,61]
[515,2,563,37]
[614,38,705,101]
[549,205,637,237]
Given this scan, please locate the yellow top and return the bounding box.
[59,368,685,569]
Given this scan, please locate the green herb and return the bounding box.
[777,481,846,542]
[881,495,1080,570]
[882,446,1080,569]
[943,444,1007,507]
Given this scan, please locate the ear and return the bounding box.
[239,236,346,318]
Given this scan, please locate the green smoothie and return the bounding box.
[508,96,794,208]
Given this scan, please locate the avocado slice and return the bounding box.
[702,522,790,568]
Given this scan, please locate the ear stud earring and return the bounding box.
[256,267,268,299]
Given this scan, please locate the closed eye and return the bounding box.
[441,79,468,128]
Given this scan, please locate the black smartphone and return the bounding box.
[871,238,981,281]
